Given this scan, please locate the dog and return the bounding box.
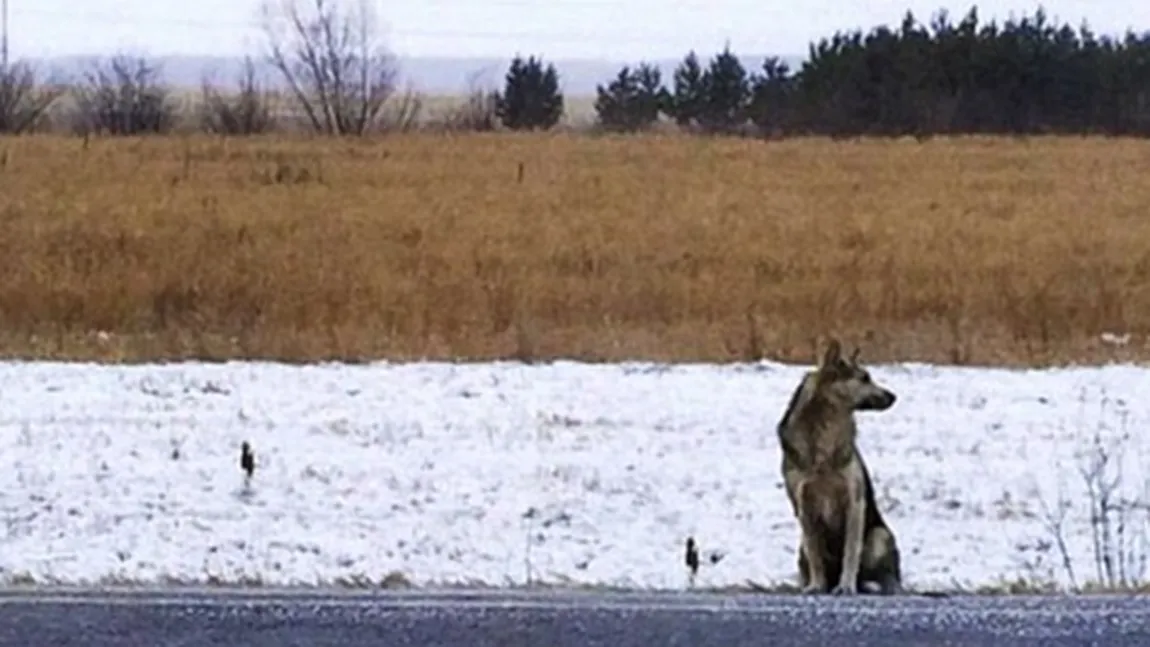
[776,339,903,595]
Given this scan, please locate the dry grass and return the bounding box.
[1,133,1148,366]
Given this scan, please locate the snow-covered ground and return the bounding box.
[2,359,1149,592]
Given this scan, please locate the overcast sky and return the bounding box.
[6,0,1150,60]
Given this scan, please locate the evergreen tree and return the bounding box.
[667,51,706,128]
[699,45,751,133]
[747,56,794,134]
[496,55,564,131]
[593,62,668,132]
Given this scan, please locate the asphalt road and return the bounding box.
[0,587,1147,647]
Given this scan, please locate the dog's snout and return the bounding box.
[857,388,896,411]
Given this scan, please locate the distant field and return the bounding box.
[40,90,603,132]
[0,133,1146,366]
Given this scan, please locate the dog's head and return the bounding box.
[815,339,896,412]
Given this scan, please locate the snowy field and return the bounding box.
[2,358,1149,592]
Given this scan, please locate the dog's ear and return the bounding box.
[849,347,861,365]
[820,339,842,370]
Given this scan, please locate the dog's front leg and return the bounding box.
[800,531,828,594]
[833,482,865,595]
[796,483,829,594]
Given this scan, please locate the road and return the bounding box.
[0,588,1147,646]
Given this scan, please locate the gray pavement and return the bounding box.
[0,587,1147,646]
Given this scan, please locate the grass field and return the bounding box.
[0,133,1147,366]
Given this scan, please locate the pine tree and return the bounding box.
[747,56,794,135]
[496,55,565,131]
[699,45,750,133]
[667,51,706,128]
[593,62,668,132]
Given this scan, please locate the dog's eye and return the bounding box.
[861,373,871,383]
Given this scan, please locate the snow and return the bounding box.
[1,359,1149,592]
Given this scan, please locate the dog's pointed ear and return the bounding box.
[820,339,842,369]
[849,347,861,365]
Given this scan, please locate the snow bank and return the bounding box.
[1,359,1148,591]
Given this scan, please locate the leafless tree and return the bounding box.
[71,55,174,135]
[0,62,64,133]
[200,55,276,135]
[437,69,499,132]
[260,0,400,135]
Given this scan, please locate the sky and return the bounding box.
[5,0,1150,61]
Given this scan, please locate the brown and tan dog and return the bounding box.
[776,339,903,595]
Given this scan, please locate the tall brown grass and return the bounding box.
[0,133,1147,366]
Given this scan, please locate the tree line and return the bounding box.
[2,3,1149,137]
[586,6,1150,137]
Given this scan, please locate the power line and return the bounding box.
[2,0,8,68]
[6,6,747,48]
[9,2,1138,38]
[12,0,769,23]
[6,3,765,35]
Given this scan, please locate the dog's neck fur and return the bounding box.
[778,372,858,470]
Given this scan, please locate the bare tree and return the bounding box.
[200,56,276,135]
[260,0,398,135]
[71,55,174,135]
[0,62,64,133]
[436,69,499,132]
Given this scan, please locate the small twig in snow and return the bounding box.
[1036,475,1079,592]
[522,506,538,587]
